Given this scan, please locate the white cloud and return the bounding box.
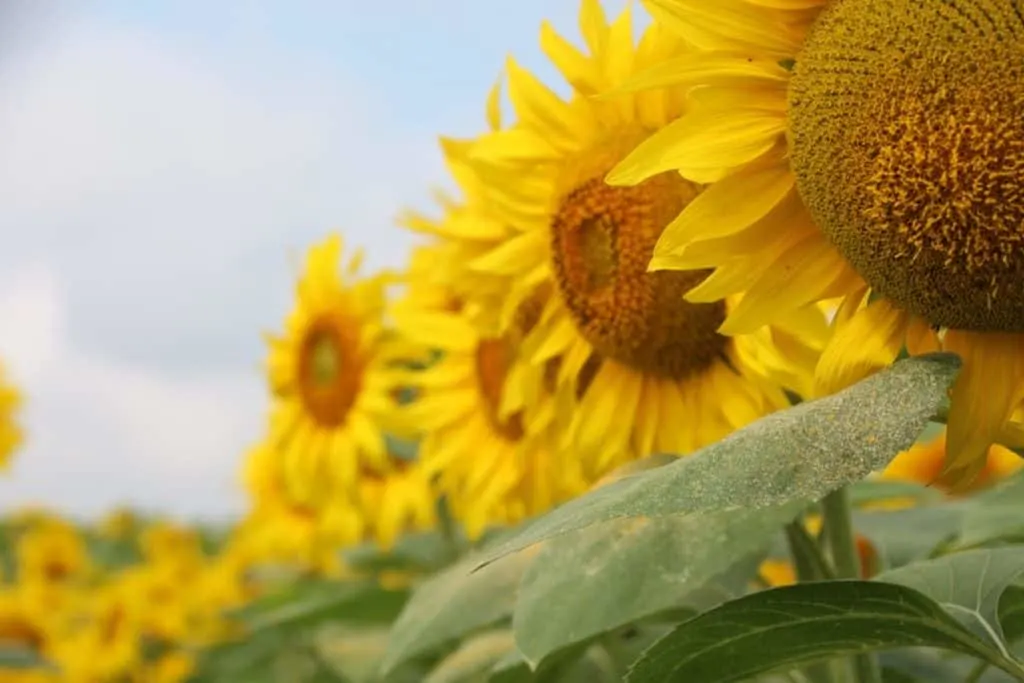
[0,13,443,519]
[0,263,62,383]
[0,261,262,520]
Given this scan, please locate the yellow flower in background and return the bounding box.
[97,507,140,541]
[265,234,405,506]
[458,0,825,480]
[134,650,194,683]
[47,584,140,683]
[393,250,577,539]
[0,360,23,470]
[0,589,47,652]
[610,0,1024,487]
[138,522,205,575]
[238,442,362,573]
[881,429,1024,495]
[357,462,437,549]
[398,134,519,325]
[17,519,91,585]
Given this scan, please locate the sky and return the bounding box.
[0,1,630,522]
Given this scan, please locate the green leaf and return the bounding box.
[0,645,48,670]
[955,473,1024,549]
[877,649,982,683]
[239,580,409,633]
[423,630,517,683]
[625,581,1024,683]
[512,515,768,665]
[1000,585,1024,649]
[854,503,968,569]
[343,531,458,575]
[316,625,402,683]
[876,547,1024,652]
[380,548,538,676]
[848,479,947,507]
[478,354,960,569]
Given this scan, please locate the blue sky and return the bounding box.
[0,0,628,521]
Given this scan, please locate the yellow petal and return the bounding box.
[485,75,503,131]
[540,21,600,95]
[391,309,478,352]
[469,230,547,275]
[608,107,786,186]
[579,0,609,57]
[814,298,909,398]
[716,235,849,334]
[942,331,1024,490]
[609,51,789,95]
[505,55,579,149]
[645,0,804,55]
[653,163,795,257]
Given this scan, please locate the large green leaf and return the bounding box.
[512,515,770,665]
[877,548,1024,653]
[954,473,1024,550]
[625,581,1024,683]
[854,503,968,570]
[343,530,460,575]
[380,547,539,676]
[478,354,960,569]
[423,630,517,683]
[848,479,947,507]
[238,580,409,633]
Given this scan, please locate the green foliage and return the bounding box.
[625,581,1024,683]
[476,354,959,567]
[173,354,1024,682]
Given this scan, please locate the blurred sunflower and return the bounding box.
[461,0,825,478]
[265,234,404,506]
[16,518,91,586]
[393,248,580,538]
[609,0,1024,486]
[0,360,23,470]
[881,428,1024,495]
[356,462,438,549]
[237,442,362,574]
[47,584,140,683]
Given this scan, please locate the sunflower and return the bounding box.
[459,0,826,480]
[356,462,438,549]
[265,233,405,506]
[237,442,363,573]
[0,360,23,470]
[609,0,1024,486]
[397,93,528,329]
[881,428,1023,495]
[392,246,576,538]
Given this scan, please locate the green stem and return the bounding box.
[822,487,883,683]
[786,520,835,582]
[965,660,989,683]
[784,520,838,683]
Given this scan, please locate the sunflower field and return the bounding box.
[4,0,1024,681]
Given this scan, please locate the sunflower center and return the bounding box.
[789,0,1024,331]
[550,169,729,379]
[475,338,524,441]
[297,315,361,427]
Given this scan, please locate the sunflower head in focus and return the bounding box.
[455,0,826,481]
[610,0,1024,487]
[0,361,23,470]
[266,233,406,507]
